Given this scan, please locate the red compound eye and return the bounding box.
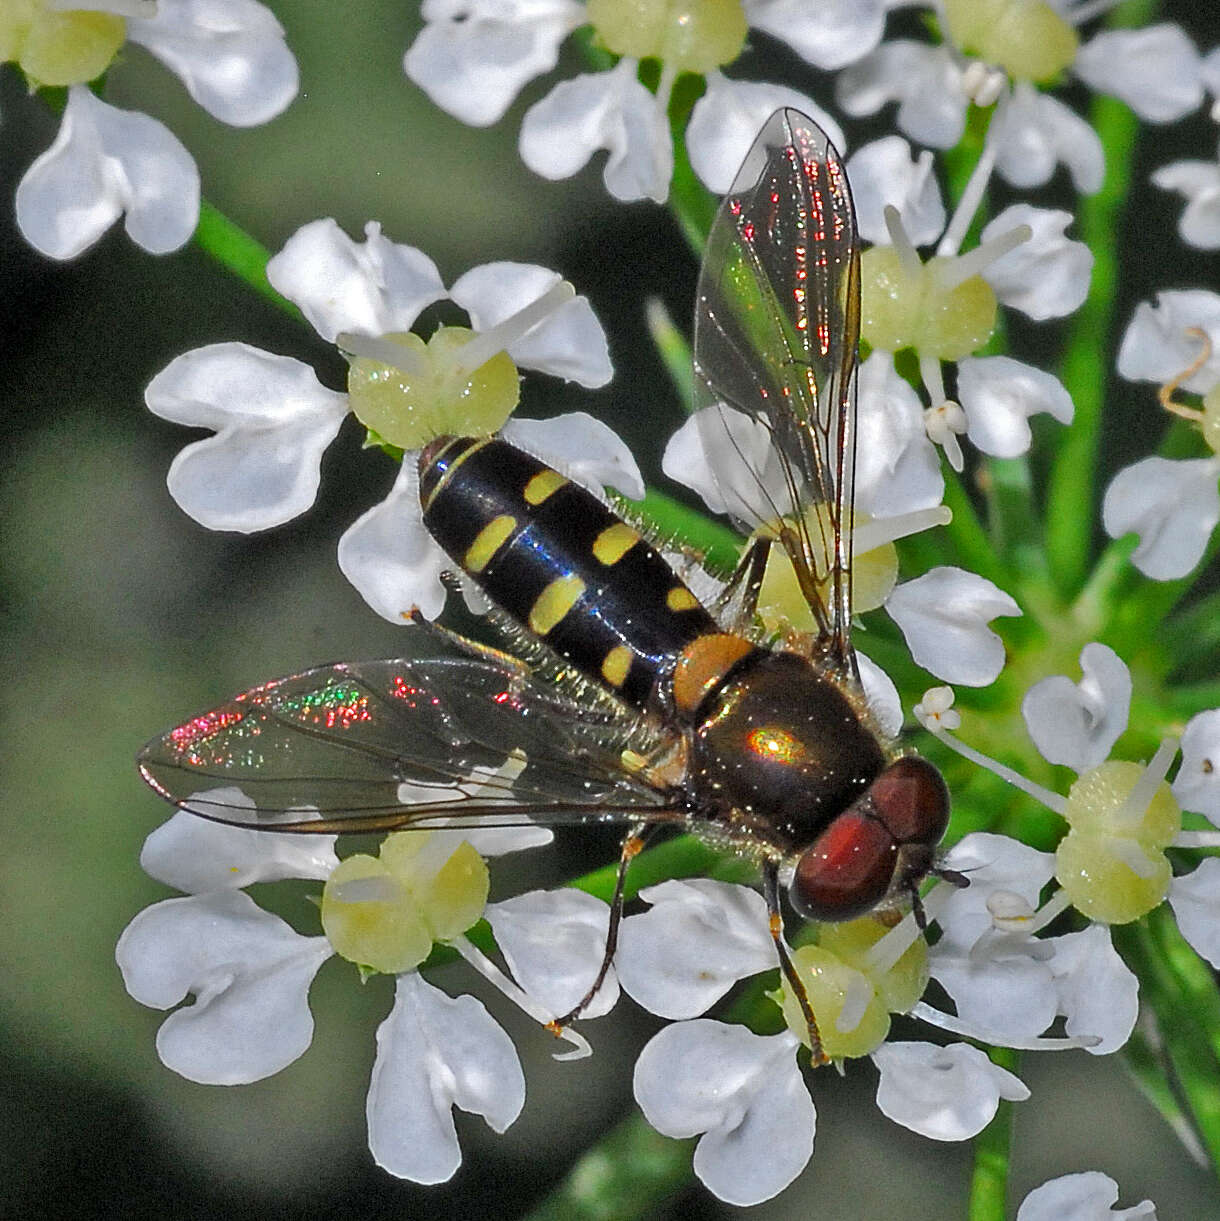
[789,756,950,922]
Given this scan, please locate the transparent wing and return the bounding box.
[138,656,675,833]
[693,108,861,671]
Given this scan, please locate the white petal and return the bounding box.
[145,342,349,531]
[686,74,844,195]
[930,949,1058,1042]
[487,889,619,1018]
[981,205,1092,320]
[745,0,885,70]
[957,357,1074,459]
[1074,26,1202,124]
[404,0,582,126]
[661,405,794,528]
[937,832,1057,951]
[872,1041,1028,1140]
[1102,456,1220,581]
[885,567,1021,686]
[634,1021,812,1206]
[127,0,298,127]
[846,137,945,248]
[115,891,331,1084]
[15,86,199,259]
[502,412,645,500]
[854,351,944,516]
[857,650,903,740]
[992,83,1104,194]
[519,61,672,203]
[367,973,524,1183]
[617,880,776,1018]
[1168,859,1220,968]
[449,262,612,386]
[337,461,452,622]
[140,800,339,892]
[1017,1171,1157,1221]
[1174,709,1220,823]
[1116,289,1220,391]
[1203,45,1220,99]
[1021,643,1131,772]
[837,42,967,148]
[1152,156,1220,250]
[1047,925,1138,1055]
[266,219,446,342]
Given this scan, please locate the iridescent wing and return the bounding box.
[693,108,861,673]
[138,655,675,833]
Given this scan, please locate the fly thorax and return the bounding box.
[688,651,885,849]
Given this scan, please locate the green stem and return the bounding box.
[1045,0,1156,597]
[1117,908,1220,1182]
[192,202,303,323]
[967,1048,1020,1221]
[526,1114,695,1221]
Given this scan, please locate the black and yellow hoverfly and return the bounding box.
[138,110,952,1064]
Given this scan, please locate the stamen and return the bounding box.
[451,934,592,1061]
[938,223,1030,290]
[909,1001,1102,1050]
[883,205,924,281]
[865,884,954,975]
[1107,838,1159,880]
[337,332,430,377]
[938,142,998,259]
[836,972,874,1033]
[1173,831,1220,848]
[1157,327,1211,423]
[1024,888,1073,935]
[451,280,575,376]
[850,506,953,554]
[918,712,1069,817]
[329,874,400,904]
[1112,738,1179,832]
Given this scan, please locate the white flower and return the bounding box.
[144,218,639,623]
[617,877,1037,1205]
[848,136,1082,469]
[10,0,297,259]
[118,797,611,1182]
[1022,643,1132,771]
[1154,140,1220,249]
[1016,1171,1156,1221]
[404,1,848,202]
[1174,709,1220,824]
[838,14,1206,194]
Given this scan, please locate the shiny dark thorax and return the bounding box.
[688,649,886,852]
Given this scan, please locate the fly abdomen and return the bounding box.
[419,436,716,709]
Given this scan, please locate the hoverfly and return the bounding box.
[138,110,953,1064]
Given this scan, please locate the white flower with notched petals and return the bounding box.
[1103,291,1220,579]
[1022,643,1132,771]
[1017,1171,1156,1221]
[404,1,849,202]
[118,793,612,1183]
[848,137,1081,471]
[920,689,1220,974]
[8,0,297,259]
[1154,139,1220,249]
[839,11,1205,194]
[145,218,638,624]
[617,876,1043,1206]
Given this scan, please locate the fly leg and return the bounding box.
[711,535,772,632]
[548,821,650,1034]
[763,861,827,1067]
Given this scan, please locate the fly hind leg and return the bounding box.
[763,860,828,1066]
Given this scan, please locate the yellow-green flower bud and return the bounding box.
[1,0,125,87]
[943,0,1079,83]
[861,247,997,360]
[586,0,747,73]
[346,327,520,451]
[1056,830,1172,924]
[777,944,891,1059]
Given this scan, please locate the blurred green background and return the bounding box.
[2,3,1220,1217]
